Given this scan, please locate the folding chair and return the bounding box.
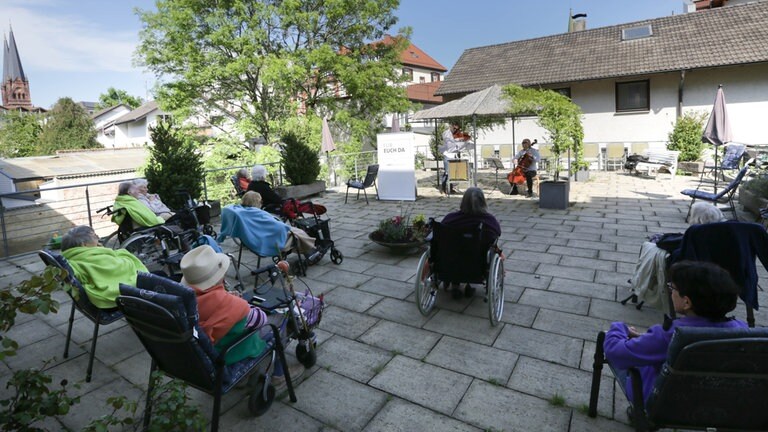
[680,163,750,222]
[700,143,747,191]
[230,175,246,197]
[589,326,768,432]
[117,273,295,432]
[345,164,379,204]
[604,143,627,171]
[38,250,124,383]
[582,143,601,170]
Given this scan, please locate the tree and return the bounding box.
[668,112,707,162]
[136,0,412,146]
[144,121,205,210]
[281,131,320,185]
[0,110,42,158]
[37,98,99,155]
[95,87,143,110]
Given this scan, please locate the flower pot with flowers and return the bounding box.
[369,213,430,252]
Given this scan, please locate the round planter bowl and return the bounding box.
[368,233,425,252]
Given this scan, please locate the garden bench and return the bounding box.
[634,150,680,180]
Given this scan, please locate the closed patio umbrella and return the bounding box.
[702,85,733,193]
[321,117,336,184]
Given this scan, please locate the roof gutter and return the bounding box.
[677,69,687,119]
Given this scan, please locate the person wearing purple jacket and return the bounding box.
[604,261,747,404]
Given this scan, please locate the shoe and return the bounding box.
[451,283,463,300]
[525,191,533,198]
[464,284,476,298]
[510,187,519,195]
[272,362,305,392]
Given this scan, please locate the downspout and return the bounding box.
[677,70,686,119]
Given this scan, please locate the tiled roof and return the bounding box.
[437,1,768,96]
[114,100,161,125]
[91,103,129,120]
[380,35,447,72]
[406,82,443,103]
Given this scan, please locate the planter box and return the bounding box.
[275,180,326,200]
[679,161,704,174]
[539,180,570,210]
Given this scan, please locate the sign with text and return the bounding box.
[377,132,416,201]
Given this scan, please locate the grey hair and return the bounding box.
[460,187,489,215]
[236,168,249,178]
[689,202,726,225]
[61,226,99,251]
[117,181,135,195]
[242,191,263,208]
[133,178,148,187]
[251,165,267,181]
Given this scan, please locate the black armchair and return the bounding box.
[345,164,379,204]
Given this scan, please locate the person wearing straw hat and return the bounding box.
[180,245,304,386]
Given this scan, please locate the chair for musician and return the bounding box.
[345,164,379,204]
[117,273,295,432]
[38,250,124,383]
[414,220,505,325]
[669,220,768,327]
[680,162,750,222]
[588,326,768,432]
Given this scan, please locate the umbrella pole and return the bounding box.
[472,114,478,187]
[713,150,719,194]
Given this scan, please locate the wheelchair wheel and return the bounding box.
[487,253,505,326]
[415,249,437,315]
[100,231,121,250]
[296,339,317,368]
[248,376,275,416]
[122,234,164,273]
[330,248,343,265]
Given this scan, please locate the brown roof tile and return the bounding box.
[438,1,768,96]
[406,82,443,103]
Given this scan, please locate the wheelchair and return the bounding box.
[414,220,505,326]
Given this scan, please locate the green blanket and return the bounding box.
[62,247,148,309]
[112,195,165,227]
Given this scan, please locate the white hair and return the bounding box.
[133,178,149,187]
[689,202,726,225]
[251,165,267,181]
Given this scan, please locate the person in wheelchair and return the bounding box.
[247,165,284,214]
[132,179,174,221]
[112,182,166,229]
[441,187,501,298]
[604,261,747,404]
[61,225,148,309]
[180,245,303,387]
[238,191,325,264]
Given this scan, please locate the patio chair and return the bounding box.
[699,142,747,191]
[117,273,296,432]
[230,175,246,197]
[345,164,379,204]
[680,162,750,222]
[588,326,768,432]
[582,143,601,170]
[38,250,124,383]
[604,143,627,171]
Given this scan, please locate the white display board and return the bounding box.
[377,132,416,201]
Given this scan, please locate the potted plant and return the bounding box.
[276,130,325,199]
[369,213,430,252]
[503,85,584,209]
[668,111,707,174]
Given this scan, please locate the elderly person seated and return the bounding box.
[180,245,303,386]
[247,165,284,213]
[235,168,250,193]
[112,181,165,229]
[218,191,324,265]
[441,187,502,299]
[133,179,174,220]
[61,225,148,309]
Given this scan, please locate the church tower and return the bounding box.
[2,27,33,109]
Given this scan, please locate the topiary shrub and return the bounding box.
[144,121,205,210]
[280,131,320,185]
[668,112,707,162]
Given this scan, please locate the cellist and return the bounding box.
[510,138,540,197]
[439,122,471,194]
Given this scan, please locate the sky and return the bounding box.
[1,0,684,110]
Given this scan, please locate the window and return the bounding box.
[553,87,571,99]
[419,76,425,84]
[402,67,413,81]
[622,25,653,41]
[431,72,441,82]
[616,80,649,112]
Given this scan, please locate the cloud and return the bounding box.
[1,2,141,73]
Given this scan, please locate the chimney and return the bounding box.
[568,11,587,32]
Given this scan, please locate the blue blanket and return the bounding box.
[217,205,289,256]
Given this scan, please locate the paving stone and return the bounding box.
[508,356,614,417]
[4,315,61,347]
[222,398,326,430]
[547,245,598,258]
[518,288,590,315]
[588,298,664,328]
[314,269,374,289]
[59,377,143,431]
[536,264,595,283]
[112,349,152,388]
[369,355,472,416]
[569,409,634,432]
[465,298,538,327]
[324,286,383,313]
[367,297,432,328]
[455,380,571,432]
[533,308,610,340]
[358,320,440,360]
[508,250,561,265]
[422,310,503,346]
[363,263,415,282]
[319,305,379,339]
[494,325,583,367]
[357,277,413,300]
[548,277,617,301]
[560,255,617,272]
[567,239,616,252]
[505,270,552,290]
[555,230,604,241]
[317,335,392,382]
[363,398,482,432]
[425,336,517,383]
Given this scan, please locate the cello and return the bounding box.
[507,139,537,185]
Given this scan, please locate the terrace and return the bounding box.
[2,170,766,431]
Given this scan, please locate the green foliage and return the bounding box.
[371,211,429,243]
[548,392,566,407]
[743,174,768,199]
[280,131,320,185]
[503,85,584,180]
[0,110,42,158]
[0,369,79,431]
[668,111,707,162]
[145,121,205,209]
[136,0,411,147]
[95,87,143,110]
[429,124,446,161]
[144,373,206,431]
[37,98,99,155]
